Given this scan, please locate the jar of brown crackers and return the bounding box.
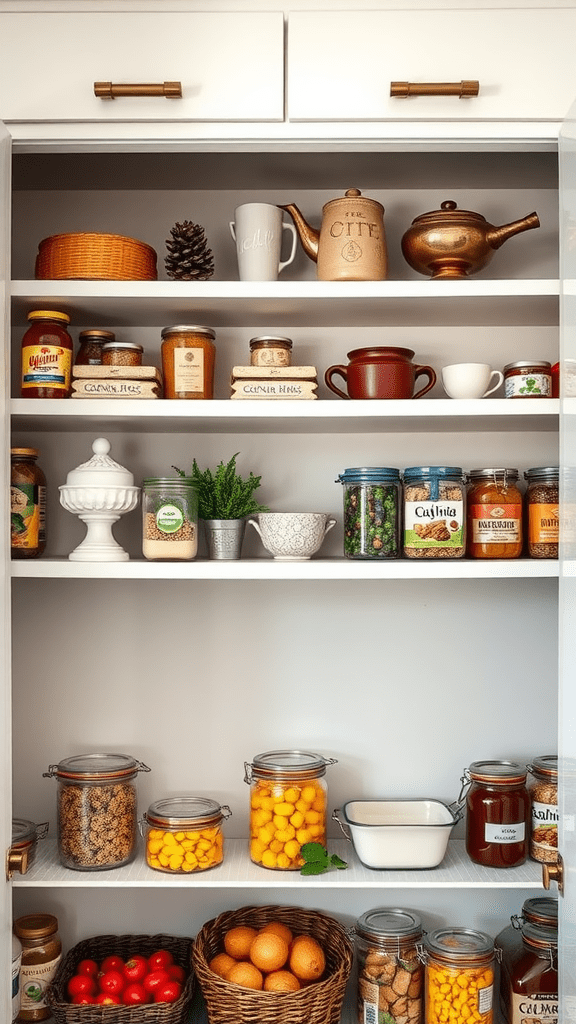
[527,755,558,864]
[355,907,423,1024]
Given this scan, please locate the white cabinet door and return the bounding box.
[288,9,576,122]
[0,13,284,122]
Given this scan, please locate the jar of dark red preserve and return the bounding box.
[507,922,557,1023]
[462,760,530,868]
[495,896,557,1021]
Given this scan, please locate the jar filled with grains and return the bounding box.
[423,928,495,1024]
[355,908,424,1024]
[13,914,62,1022]
[143,796,231,873]
[403,466,466,559]
[142,477,199,560]
[524,467,559,558]
[75,329,115,365]
[527,755,558,864]
[102,341,143,366]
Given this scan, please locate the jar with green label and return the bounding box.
[142,477,199,560]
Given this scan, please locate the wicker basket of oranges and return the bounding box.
[192,904,352,1024]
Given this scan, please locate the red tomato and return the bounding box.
[148,949,174,972]
[123,955,148,984]
[122,982,148,1005]
[100,955,125,973]
[71,993,96,1005]
[95,993,122,1005]
[98,969,126,997]
[167,964,186,984]
[67,975,97,999]
[143,968,170,997]
[76,958,99,978]
[154,980,183,1004]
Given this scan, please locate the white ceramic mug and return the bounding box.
[441,362,504,399]
[229,203,298,281]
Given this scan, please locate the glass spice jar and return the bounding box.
[102,341,143,366]
[244,749,336,869]
[43,752,151,870]
[142,477,199,560]
[423,928,495,1024]
[249,335,293,367]
[403,466,466,559]
[355,907,424,1024]
[506,922,558,1024]
[462,760,530,868]
[143,796,232,873]
[524,467,559,558]
[161,324,216,399]
[504,360,552,398]
[21,309,73,398]
[75,329,115,365]
[10,818,49,876]
[467,468,523,558]
[13,914,62,1021]
[11,448,47,559]
[337,467,401,559]
[527,755,558,863]
[495,896,557,1021]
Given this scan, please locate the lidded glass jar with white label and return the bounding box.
[462,760,530,868]
[526,754,558,863]
[423,928,495,1024]
[403,466,466,558]
[161,325,216,399]
[142,477,199,560]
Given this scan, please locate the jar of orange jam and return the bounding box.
[423,927,496,1024]
[467,468,523,558]
[244,749,336,870]
[143,796,231,873]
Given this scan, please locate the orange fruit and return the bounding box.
[264,970,301,993]
[224,926,259,960]
[260,921,294,947]
[249,931,289,973]
[227,961,264,990]
[289,935,326,982]
[209,953,236,979]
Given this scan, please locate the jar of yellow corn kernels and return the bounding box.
[244,749,337,870]
[142,797,231,874]
[423,928,496,1024]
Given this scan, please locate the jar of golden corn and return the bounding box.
[142,796,231,873]
[423,928,496,1024]
[244,749,337,870]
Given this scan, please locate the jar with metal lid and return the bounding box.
[249,335,293,367]
[161,325,216,399]
[467,468,523,558]
[10,818,49,876]
[43,752,150,870]
[423,928,495,1024]
[355,908,424,1024]
[527,754,558,863]
[495,897,557,1020]
[524,467,559,558]
[403,466,466,559]
[461,760,530,868]
[505,923,558,1024]
[13,914,62,1021]
[504,360,552,398]
[102,340,143,366]
[142,796,232,873]
[11,448,47,559]
[142,477,199,560]
[244,749,337,869]
[21,310,73,398]
[337,467,401,558]
[75,329,115,365]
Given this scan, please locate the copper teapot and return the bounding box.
[279,188,387,281]
[401,200,540,280]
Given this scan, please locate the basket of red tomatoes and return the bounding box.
[46,933,195,1023]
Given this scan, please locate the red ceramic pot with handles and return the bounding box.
[324,347,437,400]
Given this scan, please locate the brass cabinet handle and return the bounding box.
[94,82,182,99]
[391,80,479,98]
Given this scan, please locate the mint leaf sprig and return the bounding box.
[299,842,348,876]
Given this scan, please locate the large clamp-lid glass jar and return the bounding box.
[527,754,558,864]
[355,907,424,1024]
[467,468,523,558]
[461,760,530,868]
[142,796,231,873]
[142,477,199,560]
[43,752,150,870]
[403,466,466,558]
[495,897,557,1020]
[244,749,337,869]
[506,922,558,1023]
[423,928,495,1024]
[337,467,401,558]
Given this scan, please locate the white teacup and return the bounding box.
[229,203,298,281]
[441,362,504,399]
[248,512,336,560]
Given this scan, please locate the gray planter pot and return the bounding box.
[203,518,247,560]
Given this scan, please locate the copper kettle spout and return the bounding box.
[487,212,540,251]
[278,203,320,263]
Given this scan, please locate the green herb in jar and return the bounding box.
[343,482,399,558]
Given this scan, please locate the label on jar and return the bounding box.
[359,978,379,1024]
[22,344,72,392]
[19,954,62,1012]
[531,799,559,858]
[156,504,185,534]
[485,821,525,843]
[478,982,493,1014]
[470,504,522,544]
[510,992,557,1022]
[528,504,560,544]
[504,372,551,398]
[173,347,204,393]
[404,499,464,548]
[11,483,45,550]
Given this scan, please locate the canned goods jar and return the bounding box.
[527,755,558,863]
[143,796,231,873]
[249,335,293,367]
[506,923,558,1024]
[102,341,143,366]
[161,325,216,399]
[462,760,530,868]
[13,914,62,1021]
[10,818,49,875]
[21,310,73,398]
[355,908,424,1024]
[467,468,523,558]
[244,749,337,869]
[403,466,466,559]
[504,360,552,398]
[495,897,557,1020]
[142,477,199,560]
[75,329,115,365]
[11,448,47,559]
[43,752,150,870]
[424,928,495,1024]
[337,467,401,558]
[524,467,559,559]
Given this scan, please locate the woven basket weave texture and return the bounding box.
[35,232,158,281]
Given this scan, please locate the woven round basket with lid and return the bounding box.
[35,232,157,280]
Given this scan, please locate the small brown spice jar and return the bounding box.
[102,341,143,366]
[524,467,559,558]
[75,329,115,365]
[527,755,558,864]
[161,325,216,399]
[467,468,523,558]
[11,448,47,559]
[504,360,552,398]
[249,335,292,367]
[13,914,62,1021]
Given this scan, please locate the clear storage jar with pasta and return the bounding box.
[355,907,424,1024]
[244,749,336,869]
[423,927,495,1024]
[143,796,231,873]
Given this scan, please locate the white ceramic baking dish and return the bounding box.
[333,799,462,869]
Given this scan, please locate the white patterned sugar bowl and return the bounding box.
[248,511,336,560]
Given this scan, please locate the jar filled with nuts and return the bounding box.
[527,755,558,863]
[524,467,559,559]
[403,466,466,558]
[43,752,151,870]
[355,907,423,1024]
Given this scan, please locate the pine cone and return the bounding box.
[165,220,214,280]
